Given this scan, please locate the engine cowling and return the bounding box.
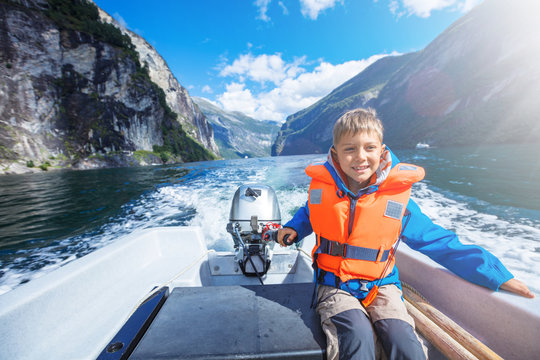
[226,184,281,278]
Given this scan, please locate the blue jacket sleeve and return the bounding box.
[402,199,514,291]
[284,201,313,242]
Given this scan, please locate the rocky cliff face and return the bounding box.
[0,0,218,174]
[193,97,279,159]
[273,0,540,155]
[98,9,219,156]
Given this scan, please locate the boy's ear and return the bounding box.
[381,144,386,159]
[330,146,340,164]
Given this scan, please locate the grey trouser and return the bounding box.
[316,284,427,360]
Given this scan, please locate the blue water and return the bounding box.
[0,144,539,295]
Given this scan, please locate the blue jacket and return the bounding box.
[285,148,514,299]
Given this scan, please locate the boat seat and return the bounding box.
[130,282,326,359]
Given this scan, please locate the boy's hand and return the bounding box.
[500,278,535,298]
[277,228,297,247]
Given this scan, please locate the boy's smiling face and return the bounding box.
[333,131,384,193]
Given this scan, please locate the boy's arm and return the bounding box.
[282,201,313,242]
[402,199,514,291]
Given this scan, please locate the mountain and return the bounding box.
[0,0,218,175]
[273,0,540,155]
[374,0,540,149]
[98,8,219,157]
[272,53,417,155]
[193,97,280,159]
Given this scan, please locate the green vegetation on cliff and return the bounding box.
[46,0,137,61]
[42,0,215,163]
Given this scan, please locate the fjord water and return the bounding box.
[0,143,539,296]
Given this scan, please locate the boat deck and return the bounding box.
[131,283,325,360]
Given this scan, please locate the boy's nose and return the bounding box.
[355,148,367,160]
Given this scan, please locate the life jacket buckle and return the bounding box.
[375,246,384,262]
[330,242,346,258]
[359,280,369,292]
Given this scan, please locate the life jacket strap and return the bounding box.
[319,236,391,262]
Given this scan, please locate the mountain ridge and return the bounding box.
[193,97,280,159]
[273,0,540,155]
[272,52,417,155]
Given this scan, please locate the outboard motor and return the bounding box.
[226,184,281,281]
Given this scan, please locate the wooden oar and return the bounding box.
[404,299,477,360]
[402,284,503,360]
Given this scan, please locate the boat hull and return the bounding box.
[0,226,538,359]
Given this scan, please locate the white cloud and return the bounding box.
[392,0,483,18]
[254,0,481,23]
[278,1,289,15]
[456,0,483,13]
[113,12,128,29]
[219,53,306,85]
[218,83,259,115]
[402,0,456,17]
[254,0,272,21]
[202,85,213,94]
[112,12,144,36]
[254,0,342,22]
[217,52,394,122]
[389,0,406,17]
[300,0,342,20]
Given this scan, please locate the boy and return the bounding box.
[277,108,533,360]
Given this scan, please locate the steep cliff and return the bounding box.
[273,0,540,154]
[98,9,219,156]
[0,0,218,174]
[193,97,279,159]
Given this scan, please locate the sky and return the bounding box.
[92,0,483,122]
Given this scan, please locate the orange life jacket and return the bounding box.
[307,162,425,283]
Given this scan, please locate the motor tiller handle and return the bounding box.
[262,229,294,246]
[282,234,293,246]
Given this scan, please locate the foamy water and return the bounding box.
[1,148,539,296]
[412,183,540,295]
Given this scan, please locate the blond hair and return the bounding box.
[333,108,384,145]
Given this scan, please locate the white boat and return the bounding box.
[416,143,431,149]
[0,184,538,359]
